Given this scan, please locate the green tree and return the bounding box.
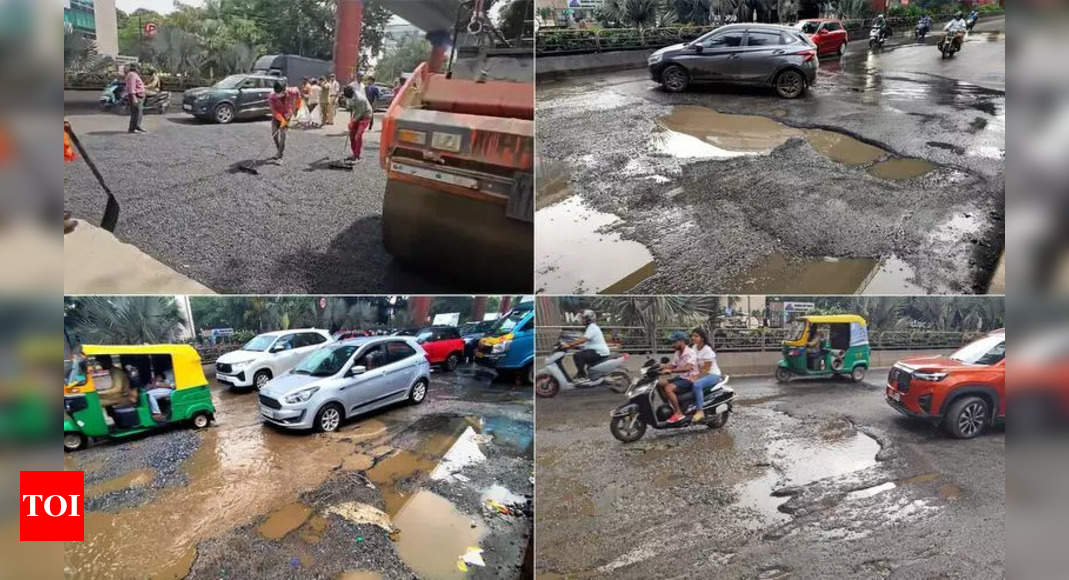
[374,35,431,83]
[672,0,713,24]
[66,297,184,345]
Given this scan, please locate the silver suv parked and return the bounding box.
[257,336,432,432]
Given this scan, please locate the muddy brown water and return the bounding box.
[393,490,486,580]
[730,252,878,294]
[86,468,155,497]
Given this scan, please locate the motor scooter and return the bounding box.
[868,25,887,50]
[915,22,930,41]
[535,343,631,398]
[609,358,735,442]
[966,14,978,32]
[99,80,128,113]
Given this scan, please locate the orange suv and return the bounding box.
[886,329,1005,438]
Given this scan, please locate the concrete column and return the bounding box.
[334,0,364,84]
[499,296,513,315]
[409,297,433,326]
[471,297,488,322]
[426,29,452,73]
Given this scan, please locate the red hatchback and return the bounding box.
[796,19,849,57]
[409,326,466,371]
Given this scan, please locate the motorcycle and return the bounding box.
[535,342,631,398]
[609,358,735,443]
[939,31,964,58]
[966,14,978,32]
[868,25,888,50]
[915,22,930,41]
[99,81,171,114]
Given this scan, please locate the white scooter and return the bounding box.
[535,343,631,398]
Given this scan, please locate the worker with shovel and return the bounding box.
[267,80,299,162]
[343,85,373,161]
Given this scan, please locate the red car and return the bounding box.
[796,18,849,57]
[886,329,1005,439]
[406,326,466,371]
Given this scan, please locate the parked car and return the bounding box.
[796,18,849,56]
[885,329,1006,438]
[371,84,394,110]
[475,302,536,383]
[181,73,286,124]
[258,336,431,432]
[215,328,332,390]
[251,54,331,83]
[460,320,498,362]
[411,326,466,371]
[648,23,818,98]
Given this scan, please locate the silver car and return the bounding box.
[258,336,431,432]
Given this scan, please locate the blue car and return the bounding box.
[474,302,535,383]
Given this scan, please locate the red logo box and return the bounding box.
[20,471,84,541]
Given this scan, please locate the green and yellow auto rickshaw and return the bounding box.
[776,314,870,383]
[63,344,215,451]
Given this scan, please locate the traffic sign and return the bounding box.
[144,22,158,37]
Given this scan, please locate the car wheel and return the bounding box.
[837,41,846,56]
[661,65,690,93]
[535,373,560,398]
[214,103,235,124]
[944,396,989,439]
[775,69,806,99]
[525,364,534,385]
[315,403,343,433]
[408,379,428,405]
[192,412,211,429]
[253,369,272,390]
[63,432,87,452]
[850,365,867,382]
[445,353,460,372]
[775,367,792,383]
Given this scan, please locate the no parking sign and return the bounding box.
[144,22,158,37]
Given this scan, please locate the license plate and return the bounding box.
[217,375,232,384]
[390,161,479,189]
[714,403,728,414]
[888,388,901,402]
[182,103,192,111]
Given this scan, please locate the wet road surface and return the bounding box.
[63,102,458,294]
[535,18,1005,294]
[535,374,1004,578]
[64,364,533,579]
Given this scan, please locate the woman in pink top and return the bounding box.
[124,63,146,134]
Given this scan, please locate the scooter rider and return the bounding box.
[562,309,610,379]
[917,14,932,35]
[943,11,967,50]
[657,331,696,424]
[874,13,892,40]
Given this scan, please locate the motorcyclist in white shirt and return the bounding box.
[943,11,967,51]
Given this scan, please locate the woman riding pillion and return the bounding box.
[688,328,722,423]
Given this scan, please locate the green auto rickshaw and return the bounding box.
[776,314,870,383]
[63,344,215,451]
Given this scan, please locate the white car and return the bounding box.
[215,329,333,389]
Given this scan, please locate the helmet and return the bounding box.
[581,309,596,324]
[669,331,688,342]
[955,11,963,18]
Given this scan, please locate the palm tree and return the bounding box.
[69,297,184,345]
[673,0,713,25]
[243,298,278,332]
[594,296,719,353]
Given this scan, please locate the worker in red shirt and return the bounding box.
[267,80,299,161]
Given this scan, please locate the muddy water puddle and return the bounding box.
[731,252,878,294]
[657,105,936,180]
[86,468,155,497]
[257,501,313,540]
[69,406,365,579]
[393,490,486,580]
[536,195,655,294]
[735,430,880,525]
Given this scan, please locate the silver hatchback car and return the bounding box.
[258,336,431,432]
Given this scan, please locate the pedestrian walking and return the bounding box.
[364,75,381,131]
[319,76,333,125]
[343,85,372,161]
[124,63,147,134]
[267,81,297,161]
[327,73,341,125]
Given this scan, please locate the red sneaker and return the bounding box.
[667,412,685,423]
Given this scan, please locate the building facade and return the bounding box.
[64,0,118,57]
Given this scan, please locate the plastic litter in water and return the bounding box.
[429,426,486,481]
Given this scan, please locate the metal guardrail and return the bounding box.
[536,325,984,356]
[535,11,1003,56]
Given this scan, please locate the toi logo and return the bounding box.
[20,471,84,541]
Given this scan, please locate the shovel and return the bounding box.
[64,123,120,232]
[237,127,283,175]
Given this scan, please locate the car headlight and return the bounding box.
[492,340,513,354]
[283,387,320,404]
[913,371,947,382]
[648,53,662,64]
[196,94,210,102]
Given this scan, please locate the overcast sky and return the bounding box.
[115,0,204,14]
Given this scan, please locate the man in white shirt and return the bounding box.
[657,331,696,423]
[562,309,611,379]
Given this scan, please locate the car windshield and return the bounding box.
[242,334,276,352]
[950,334,1005,365]
[797,21,820,34]
[487,310,526,337]
[416,330,434,343]
[214,75,245,89]
[292,345,357,376]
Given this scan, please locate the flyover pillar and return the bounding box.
[426,30,452,73]
[334,0,364,83]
